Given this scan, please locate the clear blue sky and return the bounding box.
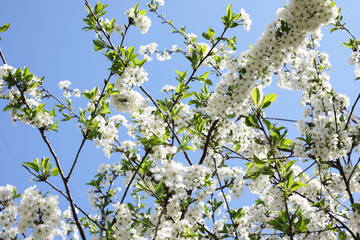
[0,0,359,214]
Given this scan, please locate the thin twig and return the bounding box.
[335,21,357,43]
[120,149,150,204]
[345,93,360,130]
[265,117,297,123]
[152,204,166,240]
[84,0,126,66]
[38,129,87,239]
[214,158,240,240]
[66,136,87,181]
[0,48,7,65]
[139,85,193,166]
[40,86,80,119]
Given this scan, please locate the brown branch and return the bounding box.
[66,136,87,181]
[38,129,87,239]
[345,93,360,130]
[120,149,150,204]
[199,120,219,165]
[0,48,7,65]
[152,204,167,240]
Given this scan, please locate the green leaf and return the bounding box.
[50,120,58,132]
[202,32,210,40]
[261,94,277,109]
[270,131,280,145]
[23,161,40,173]
[280,138,293,149]
[352,203,360,213]
[245,117,255,127]
[342,42,352,48]
[0,23,10,32]
[51,167,60,176]
[41,157,50,171]
[208,27,215,39]
[290,181,306,191]
[93,39,106,51]
[253,154,264,166]
[252,87,260,106]
[101,106,111,114]
[198,71,209,79]
[267,219,286,232]
[49,108,56,117]
[263,119,272,131]
[285,160,296,173]
[339,231,347,240]
[226,4,233,20]
[137,9,146,16]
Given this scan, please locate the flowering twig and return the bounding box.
[38,129,87,239]
[22,164,104,230]
[139,85,194,165]
[213,157,240,240]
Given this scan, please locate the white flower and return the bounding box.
[348,51,360,65]
[135,15,151,34]
[154,0,165,6]
[160,84,176,92]
[114,24,124,34]
[171,44,178,52]
[186,33,197,42]
[121,140,137,149]
[73,88,81,97]
[0,64,13,78]
[110,89,146,114]
[139,42,158,61]
[156,51,171,61]
[117,65,148,87]
[355,62,360,77]
[241,8,252,31]
[58,80,71,89]
[125,8,151,34]
[63,90,71,98]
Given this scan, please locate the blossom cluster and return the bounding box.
[125,7,151,34]
[240,8,251,31]
[58,80,81,98]
[139,42,175,61]
[92,115,119,158]
[0,65,55,129]
[117,65,148,87]
[348,49,360,78]
[0,185,75,239]
[206,0,338,118]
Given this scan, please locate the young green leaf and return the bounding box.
[261,93,277,109]
[252,87,261,106]
[0,23,10,32]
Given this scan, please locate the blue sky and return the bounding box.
[0,0,360,217]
